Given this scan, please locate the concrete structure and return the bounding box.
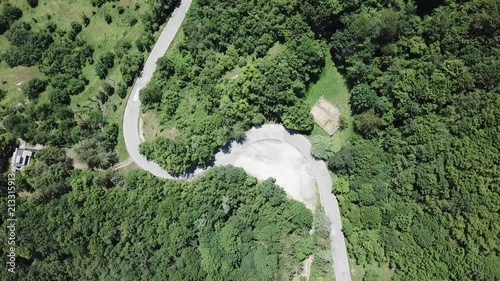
[311,96,341,136]
[11,148,35,172]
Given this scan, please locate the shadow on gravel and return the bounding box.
[283,127,308,136]
[168,132,250,178]
[219,135,247,154]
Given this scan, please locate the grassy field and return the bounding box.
[350,260,393,281]
[306,54,354,152]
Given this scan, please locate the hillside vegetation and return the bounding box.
[324,0,499,280]
[0,0,177,166]
[139,0,328,174]
[0,158,316,280]
[0,0,497,281]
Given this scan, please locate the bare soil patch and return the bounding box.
[310,96,340,136]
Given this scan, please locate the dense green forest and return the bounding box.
[0,0,498,280]
[140,0,499,279]
[139,0,326,173]
[0,148,318,280]
[325,0,499,280]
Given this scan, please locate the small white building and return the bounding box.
[11,148,35,172]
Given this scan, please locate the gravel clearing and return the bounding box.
[215,139,316,210]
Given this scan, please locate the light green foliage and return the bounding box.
[333,175,350,195]
[138,0,327,173]
[329,0,500,280]
[0,0,177,155]
[311,135,334,160]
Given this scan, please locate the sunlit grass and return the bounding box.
[306,54,353,152]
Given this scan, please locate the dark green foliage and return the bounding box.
[282,101,315,134]
[2,21,53,67]
[350,84,377,114]
[3,113,31,139]
[353,109,383,138]
[22,78,47,100]
[141,0,325,173]
[94,61,108,79]
[82,14,90,26]
[157,55,175,78]
[135,32,154,52]
[0,0,175,153]
[0,3,22,34]
[139,81,162,107]
[75,137,117,169]
[0,166,314,280]
[116,82,128,99]
[327,0,500,279]
[70,21,82,34]
[114,40,131,58]
[100,51,115,69]
[102,82,114,96]
[1,104,77,145]
[49,90,70,105]
[0,129,17,172]
[74,115,118,169]
[104,13,112,24]
[140,137,190,174]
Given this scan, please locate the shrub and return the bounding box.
[310,135,333,160]
[104,13,112,24]
[27,0,38,8]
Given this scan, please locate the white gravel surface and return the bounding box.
[216,139,316,210]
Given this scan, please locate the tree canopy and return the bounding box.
[326,0,500,280]
[0,165,315,281]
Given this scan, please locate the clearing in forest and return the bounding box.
[310,96,340,136]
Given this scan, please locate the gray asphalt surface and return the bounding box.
[122,0,351,280]
[123,0,192,179]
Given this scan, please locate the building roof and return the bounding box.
[12,148,35,172]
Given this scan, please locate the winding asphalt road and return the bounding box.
[122,0,351,280]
